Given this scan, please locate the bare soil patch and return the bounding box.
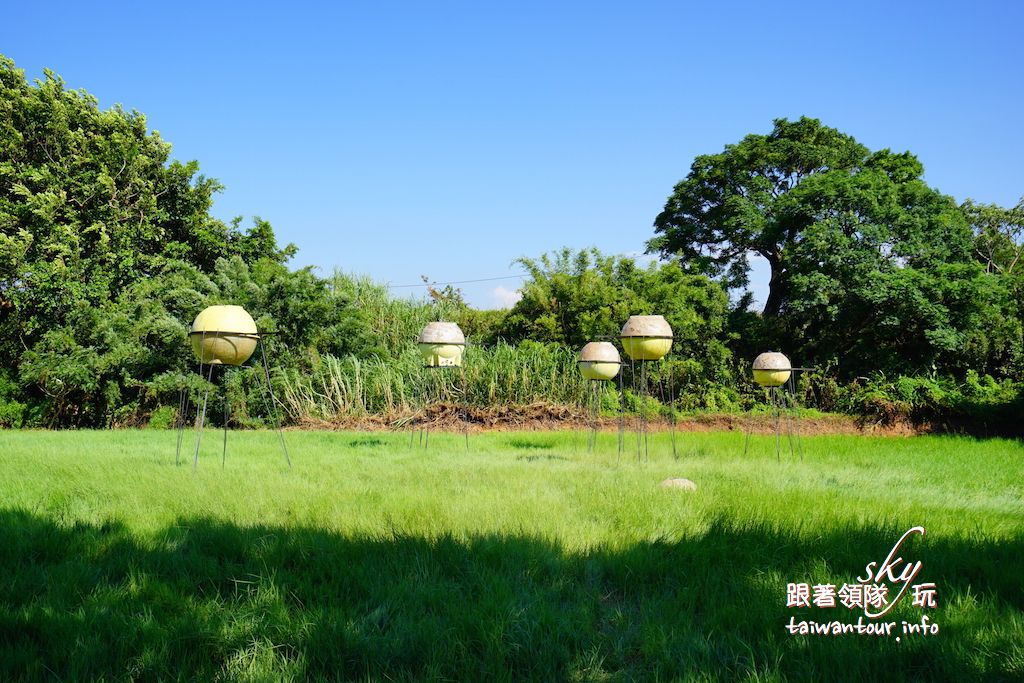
[291,402,931,436]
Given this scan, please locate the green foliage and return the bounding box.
[499,247,734,391]
[1,54,1019,429]
[0,55,311,426]
[961,198,1024,379]
[797,370,1023,432]
[0,369,25,427]
[648,116,869,310]
[964,196,1024,276]
[146,405,177,429]
[649,117,1011,379]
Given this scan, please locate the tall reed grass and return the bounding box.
[278,342,597,421]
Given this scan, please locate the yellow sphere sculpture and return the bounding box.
[189,305,259,366]
[752,351,792,387]
[578,342,621,381]
[620,315,673,361]
[418,322,466,367]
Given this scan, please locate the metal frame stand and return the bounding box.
[619,356,653,464]
[606,332,677,466]
[743,371,809,462]
[657,363,678,459]
[175,331,291,470]
[587,380,601,452]
[413,345,471,452]
[617,368,626,464]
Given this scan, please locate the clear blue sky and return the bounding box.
[3,1,1022,308]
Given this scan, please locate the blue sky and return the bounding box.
[3,1,1022,308]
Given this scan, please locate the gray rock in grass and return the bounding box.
[660,478,697,491]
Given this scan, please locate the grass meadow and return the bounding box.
[0,428,1021,681]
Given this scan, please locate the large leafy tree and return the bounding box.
[648,117,868,317]
[649,117,989,376]
[0,55,325,425]
[961,197,1024,378]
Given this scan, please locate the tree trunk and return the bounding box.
[762,260,785,317]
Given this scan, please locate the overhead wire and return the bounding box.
[386,273,529,289]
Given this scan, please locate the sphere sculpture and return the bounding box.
[620,315,673,361]
[752,351,792,387]
[189,305,259,366]
[418,322,466,367]
[578,341,621,380]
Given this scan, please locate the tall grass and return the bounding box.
[278,342,595,420]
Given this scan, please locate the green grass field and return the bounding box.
[1,428,1022,681]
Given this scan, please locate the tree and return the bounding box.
[648,117,868,317]
[963,197,1024,276]
[648,117,990,377]
[0,54,311,425]
[961,197,1024,378]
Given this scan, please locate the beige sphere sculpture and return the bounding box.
[418,322,466,367]
[752,351,792,387]
[189,305,259,366]
[620,315,673,361]
[578,341,621,381]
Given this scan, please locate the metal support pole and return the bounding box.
[742,394,756,458]
[461,366,469,452]
[222,380,229,468]
[192,362,214,470]
[668,364,677,460]
[773,387,782,464]
[785,376,804,462]
[639,360,648,463]
[259,341,292,469]
[617,368,625,462]
[175,385,189,466]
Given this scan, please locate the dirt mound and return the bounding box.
[291,403,929,436]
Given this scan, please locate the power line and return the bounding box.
[387,273,528,289]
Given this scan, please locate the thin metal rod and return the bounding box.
[626,356,634,462]
[616,370,625,466]
[175,386,188,466]
[222,381,229,468]
[192,362,214,470]
[461,366,469,452]
[260,341,292,469]
[588,381,598,453]
[668,365,677,460]
[743,392,757,457]
[639,360,648,463]
[179,329,208,466]
[785,376,804,462]
[784,387,796,460]
[773,387,781,464]
[617,367,625,461]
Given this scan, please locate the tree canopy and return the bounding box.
[0,55,371,426]
[647,117,1000,377]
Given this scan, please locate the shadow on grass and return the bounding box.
[0,509,1021,681]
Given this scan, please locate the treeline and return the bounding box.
[1,56,1021,431]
